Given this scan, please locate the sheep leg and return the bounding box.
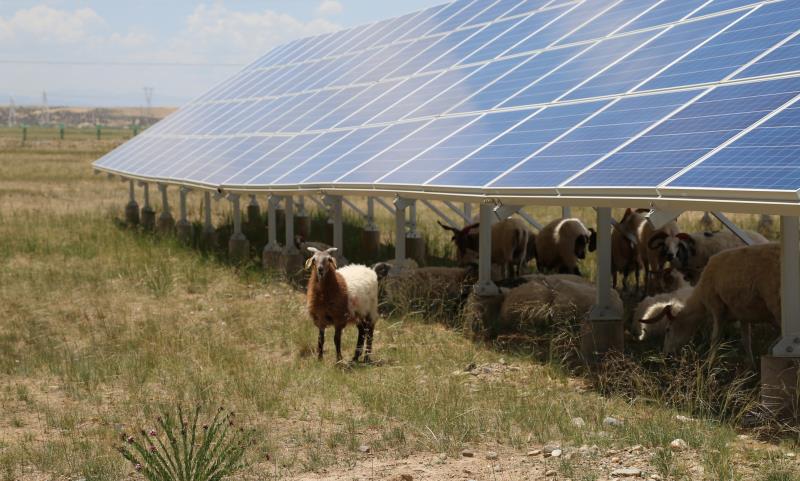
[741,321,755,368]
[317,328,325,360]
[364,321,374,364]
[334,326,343,362]
[353,325,366,362]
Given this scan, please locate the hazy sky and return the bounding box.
[1,1,444,107]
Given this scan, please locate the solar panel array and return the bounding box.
[94,0,800,204]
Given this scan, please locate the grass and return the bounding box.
[0,135,798,480]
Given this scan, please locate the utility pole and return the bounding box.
[8,97,16,127]
[41,91,50,126]
[143,86,154,123]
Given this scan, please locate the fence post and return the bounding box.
[96,124,101,140]
[21,124,27,145]
[59,123,65,140]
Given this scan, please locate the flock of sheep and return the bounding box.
[303,208,779,365]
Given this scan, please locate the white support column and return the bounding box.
[394,197,411,262]
[408,201,418,236]
[773,216,800,356]
[366,197,377,231]
[562,206,572,218]
[230,194,243,238]
[464,203,473,223]
[474,202,499,296]
[141,182,151,209]
[178,188,189,225]
[284,195,298,254]
[298,195,307,217]
[329,195,343,252]
[158,184,172,221]
[590,207,619,319]
[265,195,281,252]
[203,191,214,234]
[128,180,136,204]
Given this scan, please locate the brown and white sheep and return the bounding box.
[438,217,529,279]
[632,275,693,341]
[659,230,768,284]
[640,219,680,295]
[306,247,379,363]
[640,243,780,361]
[534,218,596,276]
[612,208,648,290]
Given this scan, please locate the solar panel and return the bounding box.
[94,0,800,207]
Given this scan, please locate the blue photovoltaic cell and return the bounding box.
[197,137,269,184]
[337,74,436,128]
[164,138,242,179]
[283,86,368,133]
[392,4,451,42]
[397,27,481,76]
[466,0,526,26]
[503,30,657,108]
[275,127,384,184]
[377,36,445,79]
[565,12,741,100]
[568,76,800,187]
[258,92,321,133]
[308,80,403,131]
[370,66,481,124]
[503,0,556,18]
[669,103,800,190]
[640,2,800,91]
[115,138,181,173]
[204,137,286,185]
[423,24,506,73]
[490,91,697,188]
[691,0,764,17]
[736,35,800,79]
[448,54,543,114]
[459,5,569,65]
[215,137,294,186]
[305,121,427,183]
[398,1,472,41]
[380,109,534,185]
[402,65,491,119]
[338,116,477,183]
[560,0,656,45]
[247,132,351,185]
[460,100,607,187]
[507,0,614,56]
[429,1,492,34]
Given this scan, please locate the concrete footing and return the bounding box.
[262,247,283,270]
[141,207,156,231]
[157,214,175,234]
[405,235,426,266]
[200,229,217,250]
[580,319,624,365]
[761,355,800,422]
[279,251,305,282]
[247,203,261,227]
[176,220,192,243]
[295,216,311,240]
[228,234,250,262]
[125,201,140,225]
[362,229,381,261]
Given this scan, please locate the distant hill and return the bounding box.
[0,106,176,128]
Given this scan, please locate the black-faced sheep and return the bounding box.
[306,247,379,363]
[438,218,529,279]
[640,219,680,295]
[533,218,597,276]
[659,230,768,284]
[640,243,780,361]
[612,208,648,290]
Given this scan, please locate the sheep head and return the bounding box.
[306,247,338,280]
[575,228,596,260]
[438,221,479,261]
[640,301,697,354]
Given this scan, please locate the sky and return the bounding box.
[0,1,444,107]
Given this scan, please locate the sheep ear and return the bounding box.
[588,228,597,252]
[330,257,338,269]
[307,247,319,253]
[325,247,338,254]
[640,305,671,324]
[437,220,458,233]
[304,257,314,270]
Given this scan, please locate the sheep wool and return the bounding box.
[337,264,379,323]
[535,218,594,275]
[632,286,693,341]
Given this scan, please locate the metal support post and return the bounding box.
[393,197,411,262]
[773,216,800,356]
[156,183,175,233]
[228,194,250,261]
[562,206,572,218]
[284,196,298,254]
[366,197,377,231]
[176,187,192,242]
[140,181,155,230]
[474,202,499,296]
[265,195,281,252]
[125,179,140,225]
[329,195,343,253]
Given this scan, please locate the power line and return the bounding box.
[0,59,244,67]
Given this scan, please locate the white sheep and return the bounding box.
[534,218,596,275]
[659,230,768,284]
[640,243,780,361]
[632,282,693,341]
[306,247,379,363]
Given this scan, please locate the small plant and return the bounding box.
[118,406,253,481]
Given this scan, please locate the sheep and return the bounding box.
[659,230,769,285]
[640,219,680,295]
[533,218,596,276]
[374,263,478,315]
[499,274,624,331]
[611,208,647,290]
[438,217,529,279]
[639,243,780,362]
[295,234,348,267]
[305,247,379,363]
[631,282,693,341]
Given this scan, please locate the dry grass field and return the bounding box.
[0,136,799,481]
